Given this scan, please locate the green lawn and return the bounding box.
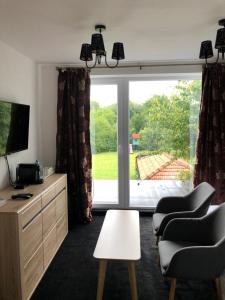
[92,152,137,179]
[92,151,193,180]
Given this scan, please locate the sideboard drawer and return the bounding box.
[55,176,66,195]
[21,197,42,228]
[42,186,56,208]
[43,226,57,269]
[24,245,44,300]
[56,214,67,248]
[22,213,42,266]
[42,199,56,240]
[56,190,67,221]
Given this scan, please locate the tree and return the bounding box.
[129,102,146,141]
[136,81,201,159]
[175,80,201,159]
[90,80,201,159]
[90,102,117,153]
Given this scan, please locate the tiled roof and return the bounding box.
[132,133,140,139]
[137,153,190,180]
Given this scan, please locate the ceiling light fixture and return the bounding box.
[199,19,225,65]
[80,24,125,69]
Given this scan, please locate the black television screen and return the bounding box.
[0,101,30,157]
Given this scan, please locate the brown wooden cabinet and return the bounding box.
[0,174,68,300]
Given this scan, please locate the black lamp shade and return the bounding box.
[112,42,125,60]
[199,40,213,59]
[91,33,105,56]
[80,43,93,61]
[215,28,225,51]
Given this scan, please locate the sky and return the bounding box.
[90,80,178,107]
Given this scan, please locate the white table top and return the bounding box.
[93,210,141,261]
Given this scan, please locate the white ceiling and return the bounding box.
[0,0,224,64]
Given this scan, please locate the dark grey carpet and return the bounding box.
[31,214,216,300]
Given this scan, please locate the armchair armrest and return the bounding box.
[166,246,219,280]
[162,217,210,244]
[155,196,189,214]
[156,210,195,236]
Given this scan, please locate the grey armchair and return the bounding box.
[153,182,215,243]
[158,203,225,300]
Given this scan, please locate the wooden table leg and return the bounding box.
[128,261,138,300]
[168,278,176,300]
[96,260,107,300]
[214,277,223,300]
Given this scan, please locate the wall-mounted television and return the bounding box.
[0,100,30,157]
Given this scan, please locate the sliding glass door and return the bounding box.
[91,77,201,209]
[129,80,201,208]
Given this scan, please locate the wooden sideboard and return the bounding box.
[0,174,68,300]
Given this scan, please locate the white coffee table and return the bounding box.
[93,210,141,300]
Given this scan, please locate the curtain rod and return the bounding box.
[56,62,203,71]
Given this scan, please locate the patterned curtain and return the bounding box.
[55,68,92,224]
[194,63,225,204]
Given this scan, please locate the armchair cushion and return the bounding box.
[159,240,200,273]
[152,213,166,233]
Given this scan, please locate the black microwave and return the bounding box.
[16,161,43,185]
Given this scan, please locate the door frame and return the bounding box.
[91,73,202,210]
[90,77,128,209]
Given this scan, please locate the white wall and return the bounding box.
[37,65,58,167]
[0,40,37,189]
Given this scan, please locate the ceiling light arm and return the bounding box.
[85,56,97,70]
[104,56,119,69]
[216,50,220,63]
